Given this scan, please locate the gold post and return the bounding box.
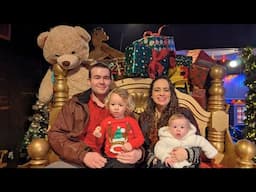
[49,64,68,126]
[24,64,68,168]
[235,139,256,168]
[207,65,228,167]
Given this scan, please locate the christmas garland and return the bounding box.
[241,47,256,162]
[19,100,49,162]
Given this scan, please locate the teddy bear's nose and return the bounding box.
[62,61,70,67]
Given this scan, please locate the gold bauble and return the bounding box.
[27,138,50,160]
[235,139,256,160]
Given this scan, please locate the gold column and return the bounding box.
[23,64,68,168]
[207,65,256,168]
[207,65,226,111]
[49,64,68,125]
[207,65,227,154]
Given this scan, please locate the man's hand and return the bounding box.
[116,148,142,164]
[83,152,107,168]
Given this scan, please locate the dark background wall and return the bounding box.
[10,24,256,53]
[0,30,47,156]
[0,24,255,162]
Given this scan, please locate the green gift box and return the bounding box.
[124,26,176,79]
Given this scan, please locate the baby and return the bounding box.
[154,113,218,168]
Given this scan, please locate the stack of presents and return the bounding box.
[110,25,216,110]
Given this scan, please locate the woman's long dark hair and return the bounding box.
[141,76,178,147]
[140,76,200,148]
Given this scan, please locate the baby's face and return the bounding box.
[169,118,189,139]
[108,93,127,119]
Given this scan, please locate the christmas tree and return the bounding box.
[19,99,49,162]
[241,47,256,162]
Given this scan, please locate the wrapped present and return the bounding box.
[191,87,207,110]
[169,55,192,77]
[125,44,152,78]
[187,50,216,89]
[170,65,190,93]
[175,55,192,67]
[125,25,176,79]
[187,49,215,64]
[196,59,216,69]
[109,58,125,80]
[169,55,192,93]
[101,58,125,80]
[189,64,210,89]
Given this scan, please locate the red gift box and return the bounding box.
[191,87,207,109]
[187,49,215,64]
[187,50,216,89]
[189,64,210,89]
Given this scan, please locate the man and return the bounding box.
[47,62,143,168]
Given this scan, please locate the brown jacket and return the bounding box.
[48,89,92,166]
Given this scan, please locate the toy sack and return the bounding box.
[124,25,176,79]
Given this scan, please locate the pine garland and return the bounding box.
[241,47,256,162]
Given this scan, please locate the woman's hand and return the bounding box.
[116,148,142,164]
[170,147,188,162]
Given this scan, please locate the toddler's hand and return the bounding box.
[93,126,102,138]
[122,142,132,152]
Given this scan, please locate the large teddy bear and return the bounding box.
[37,25,92,104]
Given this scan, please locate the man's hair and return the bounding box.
[88,62,112,79]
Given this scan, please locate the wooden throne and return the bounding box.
[24,64,256,168]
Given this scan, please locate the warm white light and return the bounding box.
[228,60,239,68]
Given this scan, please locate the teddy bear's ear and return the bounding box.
[74,26,91,42]
[37,32,49,49]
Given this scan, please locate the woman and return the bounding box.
[138,76,201,168]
